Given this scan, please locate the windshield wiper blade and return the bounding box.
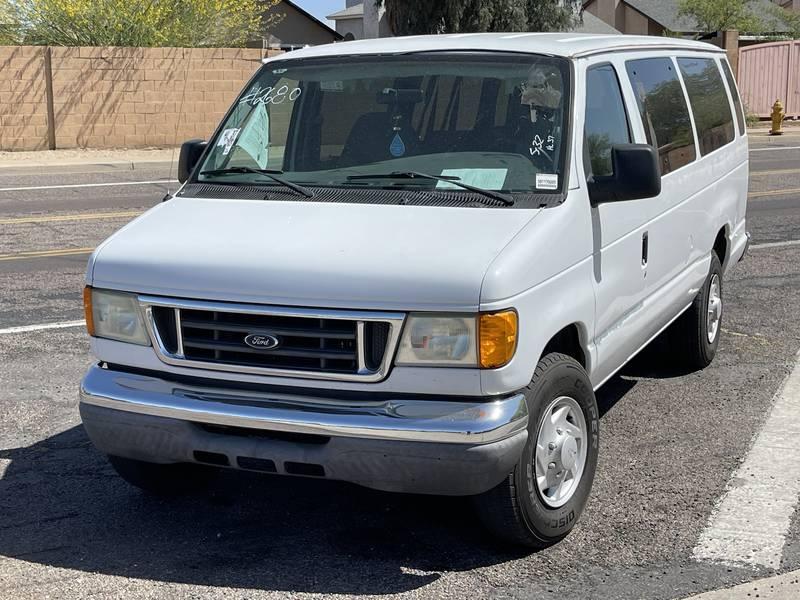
[199,167,314,198]
[346,171,514,206]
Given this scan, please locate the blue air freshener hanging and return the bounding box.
[389,132,406,157]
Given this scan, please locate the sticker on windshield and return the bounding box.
[237,103,269,168]
[320,80,344,92]
[436,168,507,190]
[389,133,406,157]
[536,173,558,190]
[217,128,241,156]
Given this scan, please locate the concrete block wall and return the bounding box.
[0,46,50,151]
[0,46,281,151]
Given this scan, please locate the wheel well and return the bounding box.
[713,228,728,265]
[542,324,586,369]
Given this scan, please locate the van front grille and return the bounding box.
[178,308,359,373]
[142,298,404,382]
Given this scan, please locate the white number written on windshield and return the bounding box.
[239,85,302,106]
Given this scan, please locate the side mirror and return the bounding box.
[178,139,207,184]
[588,144,661,204]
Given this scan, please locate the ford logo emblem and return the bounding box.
[243,333,280,350]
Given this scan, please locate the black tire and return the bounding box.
[472,353,599,548]
[671,252,723,370]
[107,455,217,496]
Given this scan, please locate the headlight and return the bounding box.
[395,311,518,368]
[84,287,150,346]
[395,314,477,366]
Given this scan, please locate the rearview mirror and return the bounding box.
[178,139,207,184]
[376,88,424,105]
[588,144,661,204]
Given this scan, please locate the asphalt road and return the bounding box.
[1,134,800,599]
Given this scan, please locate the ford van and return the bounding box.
[79,33,750,548]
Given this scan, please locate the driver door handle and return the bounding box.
[642,231,649,267]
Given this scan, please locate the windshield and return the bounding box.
[195,53,571,197]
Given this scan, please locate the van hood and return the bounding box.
[89,197,540,311]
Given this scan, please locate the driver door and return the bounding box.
[583,60,650,385]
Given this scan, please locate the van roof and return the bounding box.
[263,32,723,63]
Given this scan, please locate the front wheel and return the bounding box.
[472,353,599,548]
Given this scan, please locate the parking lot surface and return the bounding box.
[1,135,800,599]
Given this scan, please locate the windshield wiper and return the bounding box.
[346,171,514,206]
[199,167,314,198]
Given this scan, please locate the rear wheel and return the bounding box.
[107,455,217,496]
[670,252,723,370]
[472,353,599,548]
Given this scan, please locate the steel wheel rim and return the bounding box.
[534,395,588,508]
[707,274,722,344]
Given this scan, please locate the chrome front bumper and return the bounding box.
[79,365,530,495]
[79,365,528,445]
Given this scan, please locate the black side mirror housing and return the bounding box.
[178,139,207,184]
[588,144,661,204]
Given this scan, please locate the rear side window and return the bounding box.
[625,57,696,176]
[584,64,631,177]
[678,57,735,155]
[719,59,746,135]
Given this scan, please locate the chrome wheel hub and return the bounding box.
[707,274,722,344]
[534,396,588,508]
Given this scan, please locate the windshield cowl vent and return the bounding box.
[178,184,558,208]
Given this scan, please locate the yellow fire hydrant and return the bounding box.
[770,99,785,136]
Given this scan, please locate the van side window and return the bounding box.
[678,58,735,155]
[584,64,631,178]
[719,59,746,136]
[625,58,696,176]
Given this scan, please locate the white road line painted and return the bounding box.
[751,240,800,250]
[0,179,176,193]
[693,350,800,569]
[750,146,800,152]
[0,320,84,335]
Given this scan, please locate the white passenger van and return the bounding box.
[79,34,749,547]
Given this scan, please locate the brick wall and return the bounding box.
[0,46,280,151]
[0,46,49,151]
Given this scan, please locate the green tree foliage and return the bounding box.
[0,0,282,47]
[769,3,800,39]
[677,0,764,34]
[0,0,17,43]
[379,0,581,36]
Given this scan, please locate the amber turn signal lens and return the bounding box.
[83,286,95,337]
[479,310,518,369]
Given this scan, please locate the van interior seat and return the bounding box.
[339,111,420,167]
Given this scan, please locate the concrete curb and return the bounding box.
[0,160,175,173]
[0,149,177,173]
[683,569,800,599]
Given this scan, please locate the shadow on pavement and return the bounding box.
[0,425,530,595]
[0,363,646,594]
[620,333,702,379]
[595,375,637,418]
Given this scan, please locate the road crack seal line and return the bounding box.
[693,350,800,569]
